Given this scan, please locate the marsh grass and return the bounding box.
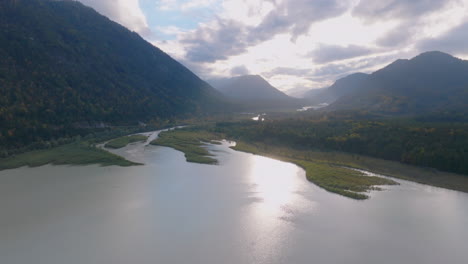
[104,134,148,149]
[150,129,223,164]
[232,141,398,200]
[0,142,139,171]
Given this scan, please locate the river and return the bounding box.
[1,130,467,264]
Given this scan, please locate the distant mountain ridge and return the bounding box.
[304,73,369,104]
[208,75,303,110]
[306,51,468,115]
[0,0,222,148]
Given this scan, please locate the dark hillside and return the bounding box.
[327,51,468,114]
[0,0,222,149]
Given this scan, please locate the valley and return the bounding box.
[1,1,468,264]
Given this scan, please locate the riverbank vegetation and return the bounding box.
[0,126,165,171]
[145,123,468,198]
[2,111,467,199]
[205,114,468,194]
[150,129,223,164]
[0,123,174,158]
[232,141,398,199]
[0,142,139,171]
[150,127,397,199]
[212,114,468,176]
[104,134,148,149]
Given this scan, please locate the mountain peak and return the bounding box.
[325,51,468,114]
[210,75,289,100]
[412,51,460,63]
[208,75,302,110]
[415,50,455,58]
[375,51,462,77]
[231,74,266,82]
[304,72,369,103]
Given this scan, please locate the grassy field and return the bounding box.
[150,129,223,164]
[0,142,140,171]
[232,142,398,200]
[104,134,148,149]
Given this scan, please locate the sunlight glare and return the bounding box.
[248,155,297,213]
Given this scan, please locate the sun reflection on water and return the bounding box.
[248,155,298,214]
[241,154,304,263]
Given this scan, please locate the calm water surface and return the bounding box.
[1,130,467,264]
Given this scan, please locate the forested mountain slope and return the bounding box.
[304,73,369,104]
[0,0,222,149]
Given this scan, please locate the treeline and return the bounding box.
[212,115,468,175]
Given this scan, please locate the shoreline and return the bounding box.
[229,140,468,196]
[2,127,467,200]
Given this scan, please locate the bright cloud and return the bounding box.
[78,0,468,95]
[78,0,151,36]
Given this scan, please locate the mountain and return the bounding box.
[302,87,326,100]
[0,0,223,149]
[310,51,468,115]
[304,73,369,104]
[210,75,289,101]
[208,75,303,110]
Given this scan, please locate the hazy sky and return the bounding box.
[78,0,468,95]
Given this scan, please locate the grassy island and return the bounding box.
[104,134,148,149]
[150,129,223,164]
[0,142,140,171]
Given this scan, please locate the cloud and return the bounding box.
[310,44,373,63]
[251,0,349,42]
[157,0,177,10]
[352,0,456,22]
[78,0,151,36]
[263,67,312,78]
[181,0,219,10]
[230,65,250,76]
[181,0,351,63]
[354,0,464,49]
[376,21,418,47]
[156,25,188,37]
[177,58,216,79]
[310,53,402,82]
[181,19,249,62]
[417,22,468,55]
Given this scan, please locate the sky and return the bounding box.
[77,0,468,96]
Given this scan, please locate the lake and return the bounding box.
[1,130,467,264]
